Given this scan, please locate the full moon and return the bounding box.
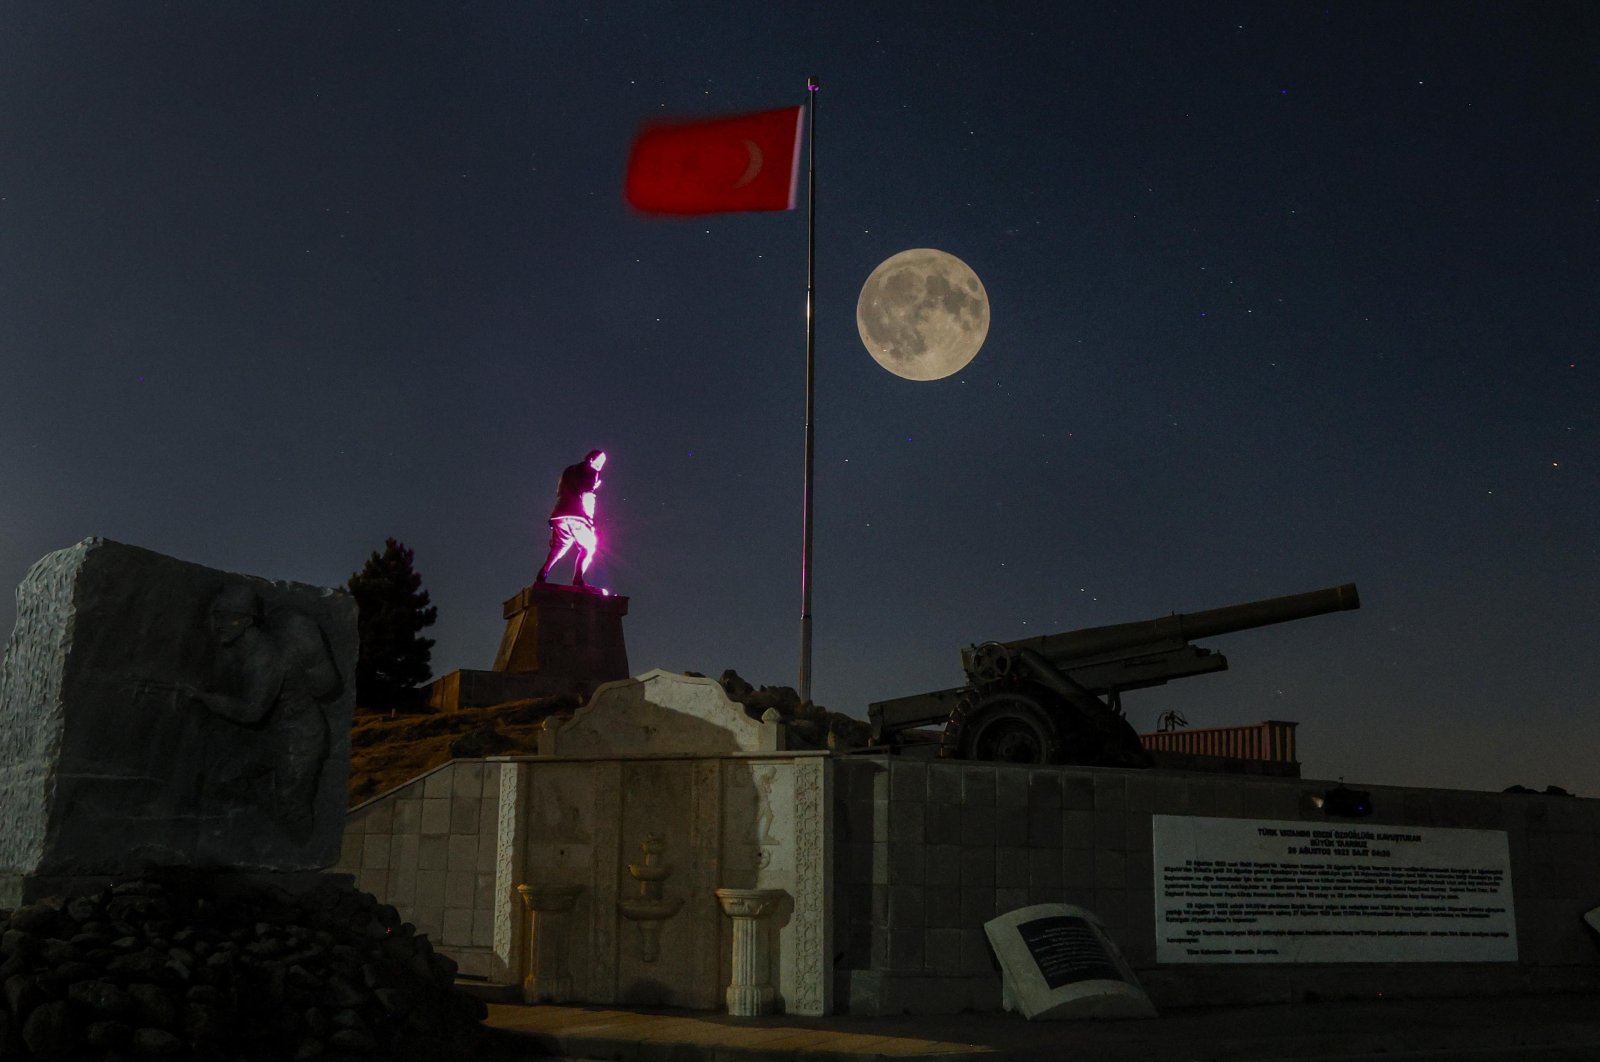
[856,248,990,381]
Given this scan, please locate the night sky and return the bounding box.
[3,4,1597,796]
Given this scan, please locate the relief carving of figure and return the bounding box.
[538,787,591,843]
[753,767,778,845]
[158,586,343,825]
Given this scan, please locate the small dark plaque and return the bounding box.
[1016,915,1123,989]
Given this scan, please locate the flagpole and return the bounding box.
[798,76,819,705]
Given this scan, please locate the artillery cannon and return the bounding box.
[868,583,1360,766]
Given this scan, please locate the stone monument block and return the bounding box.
[0,538,356,897]
[984,903,1156,1020]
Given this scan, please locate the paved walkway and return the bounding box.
[481,993,1600,1061]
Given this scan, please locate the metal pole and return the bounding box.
[798,76,819,705]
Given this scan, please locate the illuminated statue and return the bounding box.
[536,449,607,588]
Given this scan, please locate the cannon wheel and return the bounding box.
[941,691,1064,764]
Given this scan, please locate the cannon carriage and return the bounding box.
[868,583,1360,766]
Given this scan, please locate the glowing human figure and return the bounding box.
[536,449,607,587]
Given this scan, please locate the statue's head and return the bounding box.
[586,449,608,471]
[209,585,262,645]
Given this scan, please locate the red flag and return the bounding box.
[625,106,804,216]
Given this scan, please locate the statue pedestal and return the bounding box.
[427,585,630,711]
[516,882,584,1003]
[495,584,630,679]
[715,888,784,1016]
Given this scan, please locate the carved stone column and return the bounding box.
[516,882,584,1003]
[714,887,784,1016]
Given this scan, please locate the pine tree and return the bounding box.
[347,538,439,711]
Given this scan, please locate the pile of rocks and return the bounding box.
[715,669,870,750]
[0,873,490,1061]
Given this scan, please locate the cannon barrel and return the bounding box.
[1000,583,1359,664]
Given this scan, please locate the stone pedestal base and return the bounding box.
[517,882,584,1003]
[495,584,630,684]
[716,887,784,1017]
[425,585,631,710]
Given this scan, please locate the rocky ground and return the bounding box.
[348,670,870,807]
[0,872,492,1061]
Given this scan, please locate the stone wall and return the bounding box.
[832,757,1600,1014]
[339,751,834,1013]
[501,752,831,1013]
[337,761,502,979]
[339,737,1599,1017]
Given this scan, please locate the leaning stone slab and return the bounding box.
[984,903,1157,1020]
[0,538,356,896]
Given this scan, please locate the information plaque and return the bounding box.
[984,903,1156,1020]
[1153,815,1517,964]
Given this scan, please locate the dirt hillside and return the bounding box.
[347,696,576,805]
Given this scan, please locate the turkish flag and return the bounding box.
[625,106,805,215]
